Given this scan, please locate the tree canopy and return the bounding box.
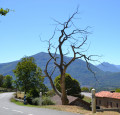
[13,57,47,94]
[115,88,120,92]
[0,8,9,16]
[3,75,13,89]
[81,87,90,92]
[0,74,4,87]
[54,73,81,96]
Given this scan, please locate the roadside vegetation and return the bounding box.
[10,97,91,114]
[54,73,83,98]
[13,57,49,105]
[0,74,14,93]
[83,96,91,103]
[81,87,93,93]
[11,97,120,115]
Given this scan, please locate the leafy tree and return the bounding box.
[13,57,47,94]
[0,8,9,16]
[115,88,120,92]
[54,73,81,96]
[0,74,4,87]
[44,9,97,105]
[89,87,93,92]
[46,89,56,97]
[81,87,89,92]
[3,75,13,88]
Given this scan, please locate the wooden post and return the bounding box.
[91,88,96,113]
[39,92,42,106]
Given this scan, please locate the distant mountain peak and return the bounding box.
[96,62,120,72]
[1,52,120,90]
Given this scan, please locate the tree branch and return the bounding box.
[44,58,61,97]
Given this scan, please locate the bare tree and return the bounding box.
[44,9,97,105]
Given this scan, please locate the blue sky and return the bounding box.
[0,0,120,65]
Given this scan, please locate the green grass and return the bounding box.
[10,98,91,114]
[10,98,65,110]
[0,92,4,93]
[11,98,120,115]
[11,96,91,108]
[82,96,91,103]
[11,98,24,106]
[10,98,52,108]
[10,98,38,107]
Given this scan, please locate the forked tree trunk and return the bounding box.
[45,9,95,105]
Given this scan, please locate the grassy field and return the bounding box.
[83,96,91,103]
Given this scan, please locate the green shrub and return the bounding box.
[46,89,55,97]
[42,96,55,105]
[32,98,40,105]
[89,87,93,92]
[54,73,81,96]
[115,88,120,92]
[28,88,39,98]
[26,96,32,104]
[26,88,40,104]
[81,87,89,92]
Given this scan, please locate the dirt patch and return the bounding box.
[45,105,120,115]
[46,105,91,114]
[50,95,120,115]
[51,95,77,105]
[92,111,120,115]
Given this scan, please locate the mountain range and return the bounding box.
[0,52,120,91]
[97,62,120,72]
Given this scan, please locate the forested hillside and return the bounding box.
[0,52,120,90]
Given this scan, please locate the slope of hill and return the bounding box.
[0,52,120,90]
[96,62,120,72]
[0,61,19,77]
[115,65,120,70]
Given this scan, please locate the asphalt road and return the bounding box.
[0,92,82,115]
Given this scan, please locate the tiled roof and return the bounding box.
[95,91,120,99]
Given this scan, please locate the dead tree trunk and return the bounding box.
[44,9,97,105]
[60,69,69,105]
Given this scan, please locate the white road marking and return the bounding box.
[2,107,9,109]
[28,114,33,115]
[12,110,24,114]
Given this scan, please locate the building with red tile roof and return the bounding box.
[95,91,120,109]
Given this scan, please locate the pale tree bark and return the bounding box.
[44,9,98,105]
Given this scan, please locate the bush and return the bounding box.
[28,88,39,98]
[46,89,55,97]
[81,87,89,92]
[26,88,40,104]
[115,88,120,92]
[32,98,40,105]
[26,96,32,104]
[89,87,93,92]
[42,96,55,105]
[54,73,81,96]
